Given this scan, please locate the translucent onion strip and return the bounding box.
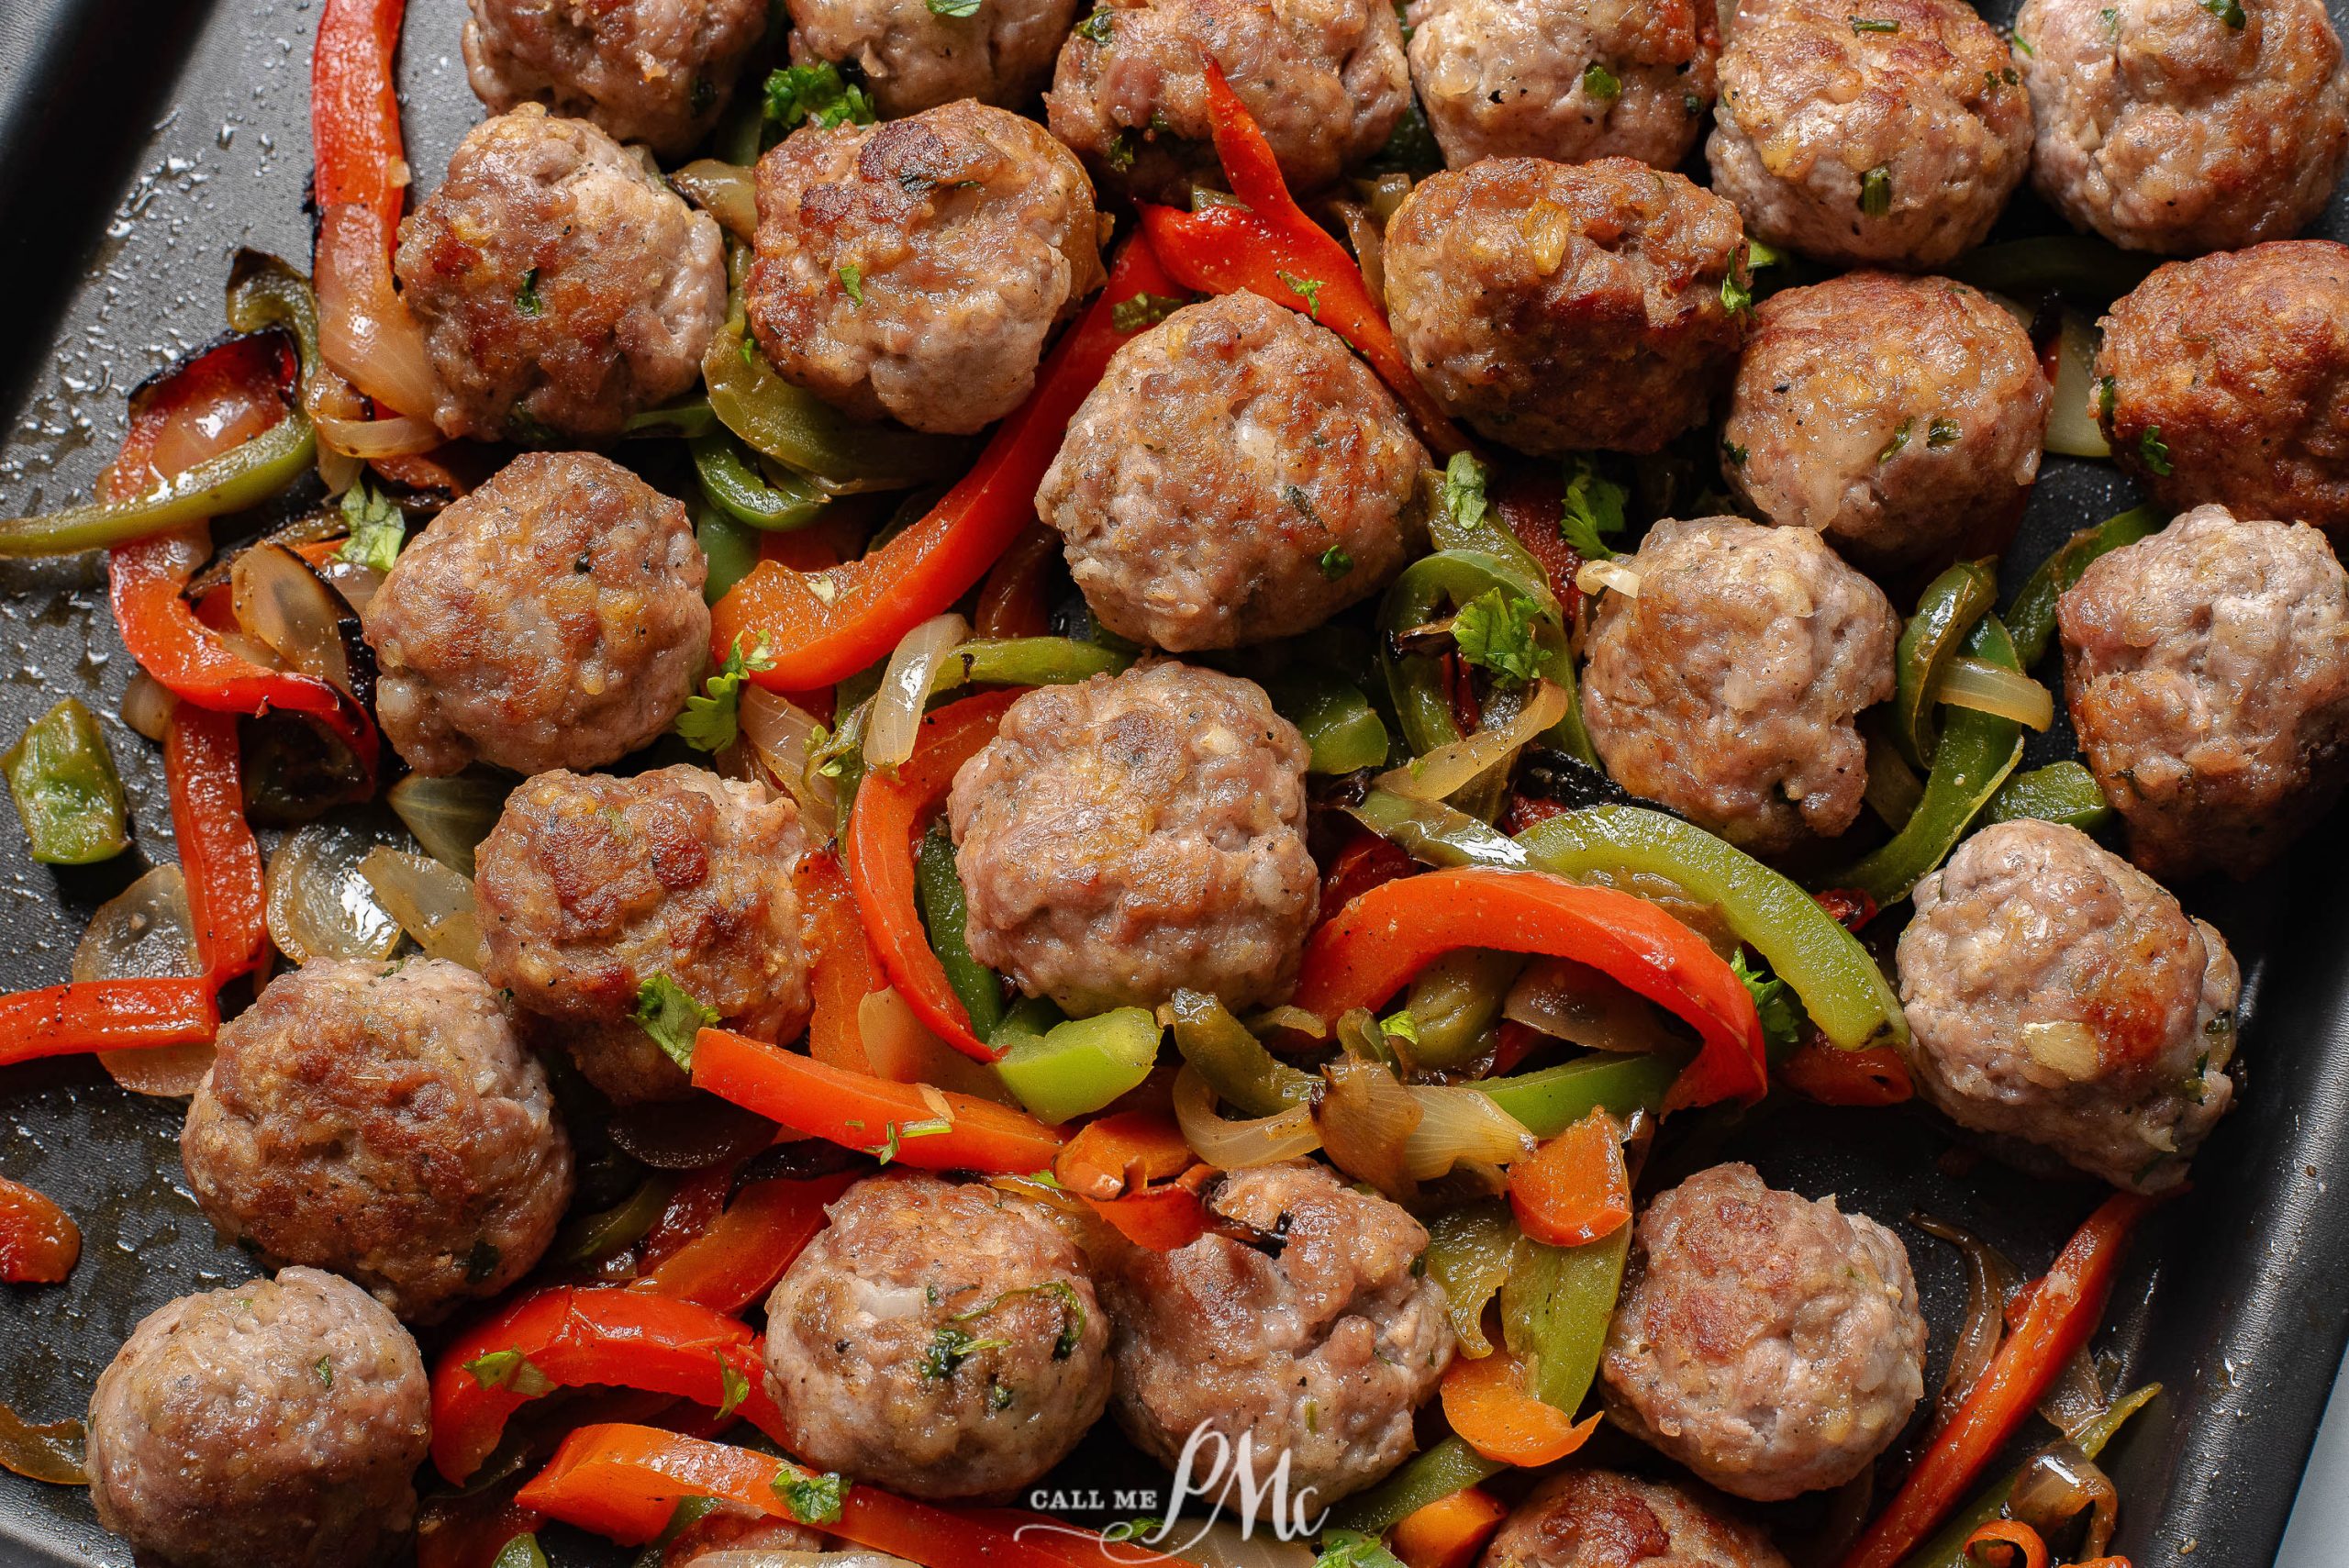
[387,772,509,878]
[2046,309,2110,460]
[863,614,971,770]
[671,161,757,242]
[1936,657,2054,730]
[313,409,440,459]
[1173,1064,1322,1169]
[857,986,1021,1106]
[1503,956,1683,1056]
[359,848,482,969]
[264,816,406,965]
[1375,680,1569,802]
[314,204,442,423]
[1401,1085,1537,1180]
[1575,559,1642,599]
[740,685,839,837]
[73,863,213,1096]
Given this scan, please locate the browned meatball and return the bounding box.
[1601,1164,1927,1502]
[1580,517,1898,856]
[180,960,573,1322]
[663,1510,826,1566]
[1708,0,2032,269]
[395,106,726,440]
[462,0,769,158]
[1036,293,1428,651]
[2093,240,2349,529]
[786,0,1081,114]
[362,451,709,778]
[2058,505,2349,880]
[1383,157,1749,456]
[762,1173,1112,1500]
[2018,0,2349,255]
[1103,1162,1453,1517]
[1044,0,1410,202]
[1721,272,2050,573]
[1479,1469,1791,1568]
[1898,820,2241,1192]
[747,102,1104,436]
[476,765,815,1105]
[948,662,1318,1014]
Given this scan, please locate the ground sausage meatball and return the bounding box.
[1721,272,2050,573]
[85,1269,430,1568]
[395,106,726,440]
[1044,0,1410,202]
[748,101,1103,436]
[462,0,769,158]
[786,0,1079,114]
[1580,517,1898,856]
[477,765,815,1105]
[180,960,573,1322]
[2058,505,2349,880]
[1898,819,2242,1191]
[1037,293,1428,651]
[1383,158,1749,455]
[1406,0,1720,170]
[2092,240,2349,530]
[662,1511,826,1568]
[1708,0,2032,269]
[1601,1163,1927,1502]
[1103,1161,1453,1516]
[362,451,708,777]
[2017,0,2349,254]
[948,662,1318,1014]
[1479,1469,1791,1568]
[762,1173,1111,1499]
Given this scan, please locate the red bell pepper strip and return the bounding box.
[630,1173,856,1314]
[312,0,407,237]
[692,1027,1064,1173]
[713,238,1181,692]
[1508,1106,1631,1248]
[974,522,1060,639]
[844,689,1024,1061]
[1779,1038,1914,1106]
[1837,1192,2155,1568]
[0,1175,81,1284]
[1292,868,1768,1109]
[1053,1112,1211,1251]
[1137,61,1468,458]
[797,849,882,1073]
[0,980,218,1070]
[165,705,269,985]
[1964,1521,2051,1568]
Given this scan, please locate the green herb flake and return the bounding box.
[2139,426,2173,476]
[1315,1529,1409,1568]
[1684,90,1705,116]
[1860,164,1893,217]
[315,1356,333,1388]
[774,1468,848,1526]
[336,479,406,572]
[1105,1519,1164,1544]
[2099,5,2121,37]
[923,1323,1010,1381]
[1107,128,1140,172]
[1877,417,1914,462]
[989,1382,1015,1410]
[2010,30,2036,54]
[515,267,543,317]
[490,1536,550,1568]
[2199,0,2245,27]
[1731,950,1805,1056]
[1282,483,1319,521]
[1452,587,1544,686]
[867,1117,953,1165]
[634,973,718,1071]
[1849,15,1899,30]
[764,61,877,129]
[674,631,777,752]
[1721,267,1753,315]
[839,264,865,306]
[1722,439,1750,468]
[1582,61,1621,100]
[1111,292,1187,332]
[2098,374,2118,419]
[1319,544,1355,580]
[714,1354,751,1418]
[1927,417,1962,449]
[1074,8,1115,41]
[1377,1008,1421,1048]
[927,0,982,16]
[462,1348,556,1398]
[1278,269,1325,317]
[1560,452,1628,560]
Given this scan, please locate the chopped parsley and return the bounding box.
[1452,587,1544,686]
[1378,1007,1421,1049]
[515,268,543,317]
[1849,14,1900,30]
[1732,949,1804,1057]
[1685,90,1705,116]
[1315,1530,1410,1568]
[1928,417,1962,449]
[773,1468,847,1526]
[1560,452,1628,560]
[763,61,876,130]
[2100,5,2121,37]
[923,1323,1009,1381]
[1581,61,1621,100]
[866,1117,952,1164]
[2010,30,2036,55]
[315,1356,333,1388]
[1440,450,1489,536]
[1278,269,1325,317]
[1319,544,1355,580]
[675,632,776,753]
[1074,7,1115,41]
[463,1348,556,1397]
[838,264,865,306]
[2098,374,2118,418]
[1721,439,1750,468]
[2139,426,2173,476]
[1107,128,1140,172]
[336,478,406,572]
[1878,417,1914,462]
[633,973,718,1071]
[1111,292,1187,332]
[1860,164,1893,217]
[716,1354,751,1418]
[960,1278,1087,1359]
[2199,0,2245,27]
[1721,267,1753,315]
[927,0,982,16]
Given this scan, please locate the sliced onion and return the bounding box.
[315,203,442,422]
[859,986,1021,1105]
[1173,1064,1322,1170]
[672,160,757,242]
[1504,956,1685,1055]
[1864,724,1924,829]
[1242,1005,1327,1040]
[1402,1085,1536,1180]
[304,360,370,491]
[266,815,407,965]
[387,771,510,878]
[2040,1345,2111,1439]
[740,685,839,838]
[74,863,212,1096]
[232,540,359,695]
[2046,308,2110,460]
[1376,680,1569,803]
[1362,171,1414,223]
[358,848,481,969]
[118,669,176,743]
[1315,1055,1422,1198]
[313,551,386,616]
[2021,1019,2101,1083]
[2010,1439,2120,1559]
[1912,1214,2023,1429]
[1935,657,2054,730]
[314,409,441,458]
[1331,199,1387,302]
[1576,559,1643,599]
[863,614,971,770]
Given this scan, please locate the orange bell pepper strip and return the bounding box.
[796,849,881,1073]
[1439,1337,1602,1466]
[630,1173,857,1314]
[166,705,269,985]
[1292,868,1767,1110]
[1390,1486,1508,1568]
[712,237,1181,692]
[0,980,219,1070]
[1837,1192,2155,1568]
[0,1175,81,1284]
[1779,1038,1915,1106]
[312,0,407,237]
[1963,1521,2050,1568]
[1508,1106,1631,1248]
[1055,1114,1213,1251]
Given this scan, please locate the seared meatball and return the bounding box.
[2058,505,2349,880]
[1721,272,2051,573]
[1103,1161,1453,1516]
[662,1511,825,1567]
[1898,819,2242,1191]
[1383,157,1749,455]
[362,451,709,778]
[762,1173,1111,1499]
[1044,0,1409,202]
[1037,293,1428,651]
[1708,0,2032,269]
[180,960,573,1322]
[1581,517,1898,856]
[2018,0,2349,254]
[948,662,1318,1014]
[477,765,815,1105]
[748,101,1103,436]
[1600,1163,1927,1502]
[786,0,1078,114]
[1479,1469,1790,1568]
[2092,240,2349,530]
[86,1269,430,1568]
[395,106,726,440]
[462,0,768,158]
[1407,0,1720,170]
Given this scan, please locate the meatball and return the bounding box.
[1580,517,1898,856]
[1406,0,1720,171]
[748,101,1102,437]
[662,1511,825,1568]
[762,1173,1112,1499]
[395,106,726,440]
[1383,157,1749,456]
[2017,0,2349,254]
[477,765,816,1105]
[1102,1161,1453,1516]
[462,0,768,158]
[2092,240,2349,530]
[180,960,573,1322]
[948,662,1318,1014]
[1707,0,2032,269]
[362,450,709,778]
[1479,1469,1791,1568]
[1898,819,2242,1191]
[785,0,1079,114]
[1721,272,2051,573]
[1600,1163,1927,1502]
[85,1269,430,1568]
[2058,505,2349,881]
[1044,0,1410,203]
[1037,293,1428,651]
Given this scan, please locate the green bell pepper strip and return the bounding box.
[1380,549,1596,774]
[1398,950,1525,1073]
[1893,1383,2161,1568]
[553,1174,680,1268]
[1264,671,1390,774]
[915,823,1005,1041]
[702,312,968,491]
[932,637,1133,696]
[1987,760,2112,832]
[2006,505,2164,669]
[1348,787,1532,871]
[1504,1221,1631,1409]
[1165,988,1319,1117]
[1422,1200,1516,1357]
[1892,559,1998,770]
[991,1002,1163,1125]
[1330,1437,1506,1533]
[1948,236,2158,308]
[2,698,130,864]
[625,400,721,439]
[691,430,828,530]
[695,503,760,606]
[1476,1051,1677,1137]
